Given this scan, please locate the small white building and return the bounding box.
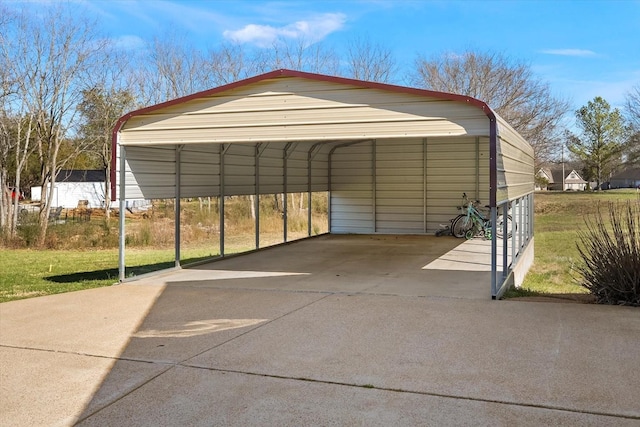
[31,170,106,208]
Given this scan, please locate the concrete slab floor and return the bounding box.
[164,234,498,299]
[2,235,639,426]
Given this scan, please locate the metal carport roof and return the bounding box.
[111,69,535,298]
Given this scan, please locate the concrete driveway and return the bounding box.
[1,235,639,426]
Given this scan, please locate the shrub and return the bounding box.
[576,201,640,306]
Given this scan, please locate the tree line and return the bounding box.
[1,4,639,246]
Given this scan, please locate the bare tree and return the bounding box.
[4,5,112,245]
[208,43,252,85]
[0,6,38,238]
[0,6,14,235]
[77,46,140,218]
[625,84,640,130]
[266,38,339,75]
[409,50,569,167]
[344,36,397,83]
[136,32,217,104]
[622,84,640,166]
[207,42,278,85]
[77,86,135,218]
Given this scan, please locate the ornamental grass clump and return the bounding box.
[576,200,640,306]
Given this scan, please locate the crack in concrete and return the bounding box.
[177,363,640,422]
[5,341,639,423]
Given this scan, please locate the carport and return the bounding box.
[112,69,534,298]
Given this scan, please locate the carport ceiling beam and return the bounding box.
[284,142,298,160]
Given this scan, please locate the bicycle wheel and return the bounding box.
[452,215,472,238]
[496,214,514,239]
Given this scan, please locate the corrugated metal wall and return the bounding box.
[425,136,489,231]
[330,136,488,234]
[119,77,490,146]
[116,141,333,200]
[117,138,491,236]
[330,142,374,234]
[495,120,535,204]
[115,75,530,236]
[376,139,424,233]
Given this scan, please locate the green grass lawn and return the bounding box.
[0,234,306,303]
[2,189,638,303]
[513,189,639,296]
[0,241,238,303]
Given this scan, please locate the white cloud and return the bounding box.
[223,13,346,47]
[540,49,597,57]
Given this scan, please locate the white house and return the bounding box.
[536,167,587,191]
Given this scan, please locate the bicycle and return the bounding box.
[451,193,514,240]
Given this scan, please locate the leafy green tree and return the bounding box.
[78,86,136,217]
[566,97,627,190]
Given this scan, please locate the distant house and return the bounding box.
[32,169,151,210]
[536,167,587,191]
[609,168,640,189]
[31,170,106,208]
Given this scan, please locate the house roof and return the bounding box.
[563,169,587,184]
[610,168,640,181]
[537,167,586,184]
[538,167,555,183]
[57,170,105,183]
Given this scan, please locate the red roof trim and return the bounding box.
[110,69,498,201]
[121,68,494,121]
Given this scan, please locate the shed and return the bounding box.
[32,170,106,208]
[112,69,535,298]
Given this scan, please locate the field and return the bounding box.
[0,195,328,302]
[515,189,639,297]
[1,190,638,302]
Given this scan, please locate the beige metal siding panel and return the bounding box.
[285,149,309,192]
[126,106,473,129]
[115,146,177,200]
[375,138,424,233]
[223,143,256,196]
[425,136,489,232]
[330,141,373,233]
[120,77,491,146]
[119,119,488,145]
[496,119,535,203]
[179,145,221,198]
[258,145,284,194]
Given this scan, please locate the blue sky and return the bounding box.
[11,0,640,113]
